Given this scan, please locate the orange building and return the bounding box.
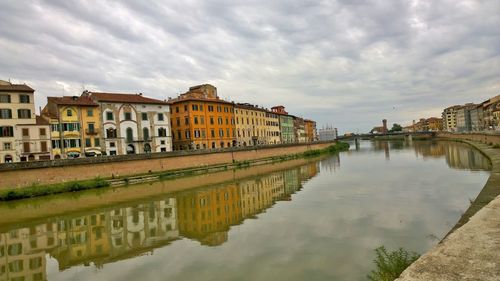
[176,183,242,246]
[304,119,317,142]
[168,84,236,150]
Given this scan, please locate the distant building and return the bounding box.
[293,116,307,143]
[167,84,236,150]
[442,105,462,132]
[271,106,295,144]
[0,80,51,163]
[481,95,500,130]
[456,103,481,132]
[318,125,338,141]
[83,91,172,155]
[304,119,317,142]
[234,103,268,146]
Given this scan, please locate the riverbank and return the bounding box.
[0,141,348,201]
[396,138,500,280]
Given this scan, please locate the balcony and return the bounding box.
[85,129,99,135]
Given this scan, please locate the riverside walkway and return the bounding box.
[397,141,500,281]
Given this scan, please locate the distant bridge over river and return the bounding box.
[337,131,437,141]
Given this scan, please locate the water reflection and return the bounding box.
[0,163,319,280]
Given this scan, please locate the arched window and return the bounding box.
[143,127,150,141]
[4,155,13,163]
[106,128,117,138]
[126,127,133,143]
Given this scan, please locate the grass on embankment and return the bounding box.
[302,141,350,157]
[0,142,349,201]
[0,177,109,201]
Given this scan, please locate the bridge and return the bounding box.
[337,131,437,141]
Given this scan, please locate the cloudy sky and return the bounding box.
[1,0,499,133]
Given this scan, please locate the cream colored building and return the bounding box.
[442,105,461,132]
[15,116,51,162]
[0,80,42,163]
[234,103,268,146]
[265,110,281,145]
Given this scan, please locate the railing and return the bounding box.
[85,129,99,135]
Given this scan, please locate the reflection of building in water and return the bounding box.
[412,141,445,158]
[176,184,242,246]
[320,154,340,173]
[444,143,490,170]
[0,163,321,278]
[0,223,58,281]
[239,173,284,219]
[50,198,178,270]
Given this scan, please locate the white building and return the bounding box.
[83,91,172,155]
[318,125,338,141]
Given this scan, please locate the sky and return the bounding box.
[0,0,499,133]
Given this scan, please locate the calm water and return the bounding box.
[0,140,490,281]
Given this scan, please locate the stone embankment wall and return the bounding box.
[0,142,334,189]
[438,132,500,144]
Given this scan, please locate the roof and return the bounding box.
[87,91,168,105]
[167,96,233,105]
[0,83,34,93]
[47,96,99,106]
[36,115,49,125]
[235,103,267,112]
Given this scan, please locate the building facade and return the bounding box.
[265,110,281,145]
[42,96,100,159]
[304,119,317,142]
[293,116,307,143]
[15,116,51,162]
[168,84,236,150]
[0,80,42,163]
[234,103,267,146]
[83,91,172,155]
[442,105,461,132]
[271,106,295,144]
[318,125,338,141]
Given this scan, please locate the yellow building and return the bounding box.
[265,110,281,145]
[41,96,100,159]
[234,103,268,146]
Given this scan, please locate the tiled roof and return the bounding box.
[167,96,233,105]
[36,115,49,125]
[0,83,34,93]
[235,103,267,112]
[47,96,99,106]
[88,92,168,105]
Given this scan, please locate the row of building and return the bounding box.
[441,95,500,132]
[0,81,318,163]
[0,164,317,280]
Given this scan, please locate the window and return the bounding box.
[158,113,164,121]
[200,116,205,124]
[0,94,10,103]
[0,109,12,119]
[185,117,189,125]
[210,117,214,125]
[202,130,206,138]
[41,141,47,152]
[176,117,180,126]
[87,109,93,116]
[158,128,167,137]
[143,127,150,140]
[18,109,31,118]
[22,128,29,137]
[64,139,80,148]
[66,109,73,117]
[51,140,61,149]
[87,123,95,133]
[20,95,30,103]
[208,105,214,112]
[106,111,114,121]
[184,105,188,111]
[219,129,224,137]
[185,130,190,139]
[217,106,221,112]
[194,130,200,138]
[39,128,46,136]
[94,138,100,146]
[192,104,198,111]
[110,142,116,148]
[124,112,132,120]
[51,124,60,132]
[3,142,11,150]
[177,130,181,139]
[23,142,30,152]
[85,138,91,147]
[142,113,148,121]
[211,129,215,138]
[218,117,223,125]
[194,116,199,124]
[126,127,133,142]
[175,106,179,113]
[106,128,117,138]
[200,105,204,111]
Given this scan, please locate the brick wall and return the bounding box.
[0,142,334,189]
[438,132,500,144]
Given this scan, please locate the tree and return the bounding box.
[390,123,402,132]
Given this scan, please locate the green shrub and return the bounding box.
[367,246,420,281]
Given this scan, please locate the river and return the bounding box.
[0,140,490,281]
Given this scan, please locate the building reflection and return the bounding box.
[0,162,319,279]
[412,141,490,171]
